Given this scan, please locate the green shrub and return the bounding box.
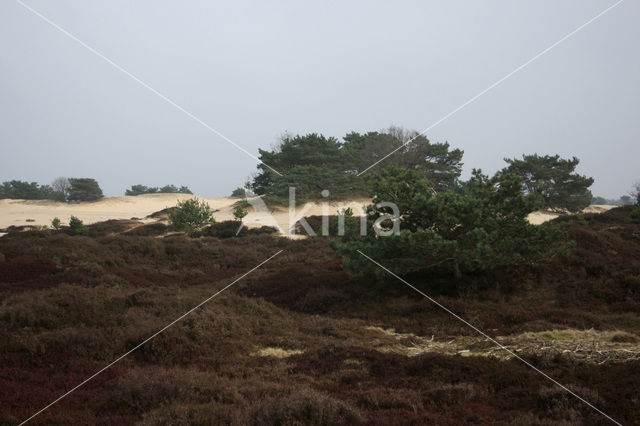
[233,206,248,220]
[51,217,61,230]
[67,216,88,235]
[168,199,214,235]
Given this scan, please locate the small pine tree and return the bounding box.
[233,206,248,221]
[168,199,214,235]
[67,216,87,235]
[51,217,61,230]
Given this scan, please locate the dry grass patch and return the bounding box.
[251,347,304,358]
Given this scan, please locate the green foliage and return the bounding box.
[334,168,570,279]
[126,184,192,196]
[168,199,214,235]
[504,154,593,212]
[253,133,348,196]
[51,217,61,230]
[234,199,251,209]
[125,185,157,196]
[0,180,49,200]
[67,216,88,235]
[68,178,104,202]
[267,166,367,203]
[251,128,463,201]
[233,206,248,220]
[230,187,246,198]
[342,127,464,191]
[160,185,193,194]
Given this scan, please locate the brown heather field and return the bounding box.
[1,206,640,425]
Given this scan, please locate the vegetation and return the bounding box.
[168,198,214,235]
[0,180,53,200]
[342,127,464,191]
[67,216,87,235]
[125,184,192,196]
[0,177,104,202]
[230,187,246,198]
[50,177,70,202]
[333,167,569,280]
[233,206,248,221]
[251,128,463,202]
[504,154,594,212]
[67,178,104,202]
[0,207,639,424]
[631,182,640,219]
[51,217,61,230]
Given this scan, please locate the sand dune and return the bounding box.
[0,194,617,236]
[0,194,370,235]
[527,204,616,225]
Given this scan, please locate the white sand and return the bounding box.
[0,194,617,236]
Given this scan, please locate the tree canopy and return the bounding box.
[342,127,464,191]
[504,154,593,212]
[251,128,464,201]
[67,178,104,202]
[0,180,49,200]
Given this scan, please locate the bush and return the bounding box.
[203,220,244,238]
[67,216,88,235]
[231,187,246,198]
[233,206,248,220]
[168,199,214,235]
[51,217,61,230]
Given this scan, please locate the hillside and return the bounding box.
[0,206,639,424]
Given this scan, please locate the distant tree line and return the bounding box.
[125,184,193,196]
[0,177,103,202]
[592,195,637,206]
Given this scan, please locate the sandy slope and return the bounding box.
[0,194,617,235]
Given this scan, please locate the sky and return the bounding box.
[1,0,638,198]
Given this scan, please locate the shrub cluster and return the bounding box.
[125,184,192,196]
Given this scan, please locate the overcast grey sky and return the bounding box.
[1,0,638,198]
